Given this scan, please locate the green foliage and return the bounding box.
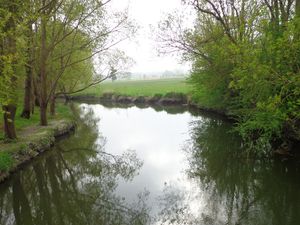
[0,55,18,105]
[0,152,13,172]
[186,21,234,110]
[47,23,94,94]
[181,0,300,155]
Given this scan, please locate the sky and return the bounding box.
[109,0,194,73]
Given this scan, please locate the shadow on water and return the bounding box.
[0,103,300,225]
[157,117,300,225]
[74,99,229,120]
[0,105,149,225]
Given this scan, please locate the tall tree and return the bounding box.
[0,0,24,139]
[20,21,34,119]
[35,0,135,125]
[158,0,300,154]
[296,0,300,18]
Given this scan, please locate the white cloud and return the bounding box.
[109,0,194,73]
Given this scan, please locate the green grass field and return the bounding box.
[1,78,190,139]
[76,78,191,97]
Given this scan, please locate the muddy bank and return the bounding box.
[0,119,75,182]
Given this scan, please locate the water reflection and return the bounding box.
[0,105,148,225]
[0,103,299,225]
[158,117,300,225]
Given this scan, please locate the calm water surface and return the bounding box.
[0,103,300,225]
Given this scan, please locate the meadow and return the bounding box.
[76,78,191,97]
[1,78,190,140]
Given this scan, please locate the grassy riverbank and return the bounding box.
[0,104,75,178]
[0,104,72,140]
[74,78,191,97]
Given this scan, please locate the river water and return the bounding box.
[0,103,299,225]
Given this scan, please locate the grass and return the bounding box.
[0,103,72,140]
[75,78,191,97]
[0,152,13,172]
[0,103,74,175]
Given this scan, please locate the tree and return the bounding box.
[157,0,300,154]
[0,0,25,139]
[20,1,36,119]
[34,0,135,125]
[55,49,135,98]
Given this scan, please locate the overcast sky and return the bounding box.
[110,0,194,73]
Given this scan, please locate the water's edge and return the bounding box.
[0,119,76,183]
[66,93,231,119]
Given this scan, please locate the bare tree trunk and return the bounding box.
[3,104,17,139]
[297,0,300,18]
[20,66,32,119]
[33,78,40,107]
[40,102,48,126]
[31,77,35,114]
[39,0,48,126]
[296,0,300,62]
[50,95,56,116]
[64,94,69,105]
[21,23,34,119]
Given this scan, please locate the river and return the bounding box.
[0,102,299,225]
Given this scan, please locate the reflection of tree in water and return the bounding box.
[89,100,190,115]
[157,117,300,225]
[0,105,149,225]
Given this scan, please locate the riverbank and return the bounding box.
[69,92,230,118]
[68,79,229,117]
[69,93,300,156]
[0,103,76,182]
[0,119,75,182]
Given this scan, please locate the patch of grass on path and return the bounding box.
[0,103,72,140]
[75,78,191,97]
[0,103,74,175]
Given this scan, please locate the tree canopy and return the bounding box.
[0,0,136,139]
[158,0,300,155]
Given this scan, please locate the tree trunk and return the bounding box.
[39,1,48,126]
[273,0,280,35]
[295,0,300,42]
[20,66,32,119]
[31,78,35,114]
[32,74,40,107]
[21,22,34,119]
[64,95,69,105]
[297,0,300,18]
[2,104,17,139]
[50,95,56,116]
[2,2,17,139]
[40,103,48,126]
[34,91,40,107]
